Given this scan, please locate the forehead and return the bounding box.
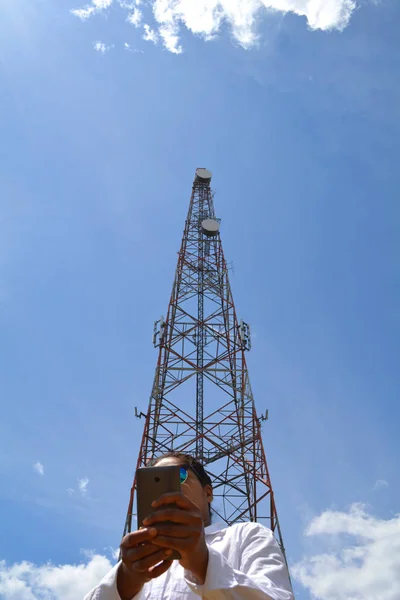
[154,458,199,483]
[154,457,182,468]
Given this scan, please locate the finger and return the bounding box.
[120,528,157,549]
[143,508,199,526]
[121,542,160,563]
[150,535,192,552]
[151,492,193,510]
[132,549,173,573]
[148,559,173,579]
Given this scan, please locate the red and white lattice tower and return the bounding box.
[123,168,288,566]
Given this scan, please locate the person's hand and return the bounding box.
[117,527,173,600]
[143,492,209,584]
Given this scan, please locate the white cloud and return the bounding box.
[71,6,95,19]
[292,503,400,600]
[71,0,358,52]
[124,42,144,53]
[78,477,89,496]
[127,7,142,26]
[159,24,182,54]
[93,41,113,53]
[150,0,357,52]
[112,548,120,561]
[93,0,113,7]
[71,0,113,20]
[143,24,159,44]
[33,462,44,476]
[0,555,112,600]
[120,0,141,7]
[66,488,74,496]
[373,479,389,491]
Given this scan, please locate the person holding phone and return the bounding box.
[84,451,293,600]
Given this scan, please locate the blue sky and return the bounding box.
[0,1,399,598]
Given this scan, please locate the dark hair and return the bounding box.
[148,451,212,489]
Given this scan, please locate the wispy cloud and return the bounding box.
[126,7,142,27]
[124,43,144,53]
[33,462,44,476]
[292,503,400,599]
[0,554,112,600]
[71,0,113,20]
[71,0,358,53]
[143,24,158,45]
[120,0,142,8]
[152,0,357,52]
[66,478,89,497]
[78,477,89,496]
[373,479,389,491]
[158,24,182,55]
[93,41,113,54]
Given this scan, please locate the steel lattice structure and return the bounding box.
[123,168,288,565]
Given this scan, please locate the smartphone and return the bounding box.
[136,465,181,560]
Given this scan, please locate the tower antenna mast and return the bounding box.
[124,168,288,568]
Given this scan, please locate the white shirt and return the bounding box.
[84,521,293,600]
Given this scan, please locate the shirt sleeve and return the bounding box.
[184,524,293,600]
[83,562,148,600]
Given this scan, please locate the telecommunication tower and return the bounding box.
[123,168,288,566]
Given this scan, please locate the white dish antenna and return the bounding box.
[196,168,212,181]
[202,218,220,237]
